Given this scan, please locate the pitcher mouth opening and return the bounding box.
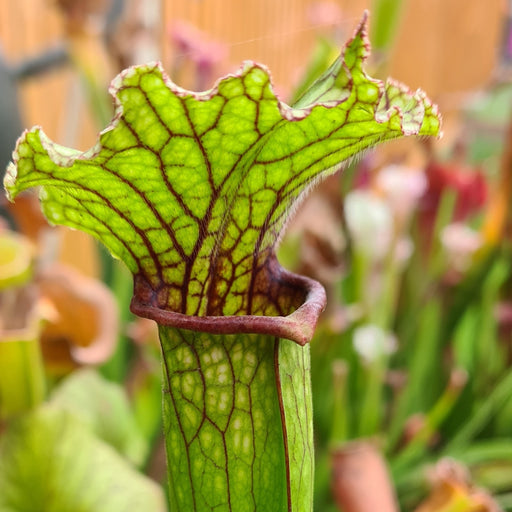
[130,258,326,346]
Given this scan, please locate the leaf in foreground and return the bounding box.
[0,406,166,512]
[50,368,148,467]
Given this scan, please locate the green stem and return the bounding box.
[392,369,466,475]
[427,188,457,278]
[370,0,406,75]
[0,309,46,420]
[371,0,405,51]
[158,326,313,512]
[444,368,512,453]
[330,359,349,444]
[387,300,442,452]
[358,354,387,438]
[100,259,134,383]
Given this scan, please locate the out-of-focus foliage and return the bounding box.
[0,405,166,512]
[50,369,149,467]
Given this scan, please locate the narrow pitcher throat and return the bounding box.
[130,255,326,346]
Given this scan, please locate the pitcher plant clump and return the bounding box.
[4,13,441,512]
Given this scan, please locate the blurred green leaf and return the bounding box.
[50,369,148,467]
[0,405,166,512]
[371,0,405,53]
[451,439,512,467]
[445,368,512,453]
[387,300,443,452]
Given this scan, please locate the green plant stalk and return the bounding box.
[350,249,372,316]
[451,439,512,468]
[100,259,135,383]
[330,359,349,444]
[372,241,401,330]
[387,300,442,452]
[474,258,509,389]
[0,325,46,420]
[444,368,512,453]
[442,248,500,344]
[357,354,387,438]
[354,240,403,439]
[159,326,313,511]
[0,232,45,420]
[371,0,406,52]
[370,0,406,77]
[427,188,457,278]
[392,369,466,475]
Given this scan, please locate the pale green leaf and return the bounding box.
[50,369,148,467]
[0,406,166,512]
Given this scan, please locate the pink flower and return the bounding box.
[376,164,427,228]
[308,2,343,28]
[441,223,483,272]
[170,21,227,90]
